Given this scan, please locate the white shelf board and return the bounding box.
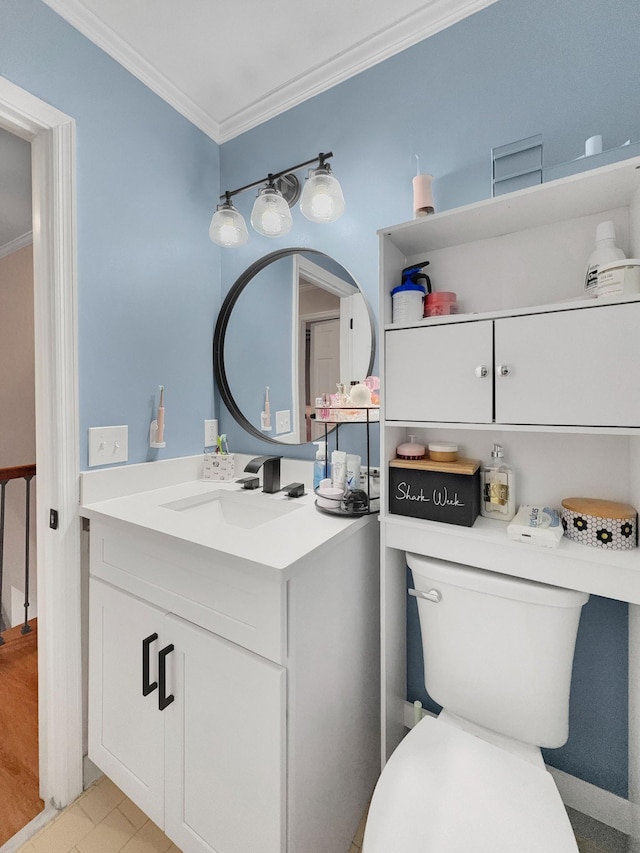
[382,514,640,604]
[378,155,640,256]
[384,293,640,332]
[383,421,640,436]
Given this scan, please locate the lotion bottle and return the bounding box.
[331,450,347,491]
[480,443,516,521]
[584,221,625,297]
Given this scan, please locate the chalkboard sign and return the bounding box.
[388,457,480,527]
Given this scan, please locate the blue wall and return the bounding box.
[217,0,640,460]
[1,0,221,467]
[225,255,294,433]
[218,0,639,796]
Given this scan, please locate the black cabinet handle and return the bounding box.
[142,633,158,696]
[158,643,175,711]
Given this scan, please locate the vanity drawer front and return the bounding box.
[90,521,286,664]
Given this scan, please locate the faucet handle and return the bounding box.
[236,476,260,490]
[283,482,305,498]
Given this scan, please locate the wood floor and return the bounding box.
[0,619,43,847]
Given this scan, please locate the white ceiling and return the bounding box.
[41,0,498,144]
[1,0,498,253]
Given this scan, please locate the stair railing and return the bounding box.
[0,464,36,644]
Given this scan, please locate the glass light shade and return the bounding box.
[300,167,345,223]
[250,186,293,237]
[209,203,249,247]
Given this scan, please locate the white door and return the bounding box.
[309,318,340,440]
[165,613,286,853]
[385,321,494,423]
[88,579,166,827]
[495,303,640,426]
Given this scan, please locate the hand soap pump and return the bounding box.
[313,440,328,490]
[480,443,516,521]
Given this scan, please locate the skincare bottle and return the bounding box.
[584,221,625,297]
[480,443,516,521]
[346,453,361,492]
[313,441,328,490]
[331,450,347,491]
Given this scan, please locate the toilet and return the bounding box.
[363,553,589,852]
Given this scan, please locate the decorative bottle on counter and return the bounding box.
[480,443,516,521]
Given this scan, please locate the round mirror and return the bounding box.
[214,249,375,445]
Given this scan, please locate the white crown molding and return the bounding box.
[40,0,221,141]
[42,0,497,144]
[0,230,33,259]
[219,0,500,141]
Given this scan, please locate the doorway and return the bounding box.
[0,132,41,839]
[0,77,82,846]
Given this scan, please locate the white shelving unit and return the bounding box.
[378,155,640,840]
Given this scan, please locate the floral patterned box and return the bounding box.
[560,497,637,551]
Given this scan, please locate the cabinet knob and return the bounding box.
[475,365,489,378]
[498,364,510,376]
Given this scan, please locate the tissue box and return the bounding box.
[203,453,235,481]
[507,505,564,548]
[388,457,480,527]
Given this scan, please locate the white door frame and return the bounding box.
[0,77,82,809]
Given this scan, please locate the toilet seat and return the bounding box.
[363,714,578,853]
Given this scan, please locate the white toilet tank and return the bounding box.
[407,553,589,748]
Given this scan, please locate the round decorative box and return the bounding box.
[560,498,637,550]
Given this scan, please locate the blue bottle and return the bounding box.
[313,441,329,490]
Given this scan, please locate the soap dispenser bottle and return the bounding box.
[313,440,328,490]
[480,443,516,521]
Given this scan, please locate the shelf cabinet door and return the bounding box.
[494,303,640,427]
[164,613,286,853]
[88,578,166,828]
[385,321,494,423]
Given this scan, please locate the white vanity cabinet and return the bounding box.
[386,300,640,428]
[84,497,380,853]
[89,577,285,853]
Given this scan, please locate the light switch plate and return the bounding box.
[88,425,129,467]
[275,410,291,434]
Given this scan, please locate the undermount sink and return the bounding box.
[161,488,302,529]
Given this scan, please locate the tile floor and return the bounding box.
[8,776,368,853]
[7,775,627,853]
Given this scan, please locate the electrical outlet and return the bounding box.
[204,419,218,447]
[275,410,291,434]
[88,425,128,467]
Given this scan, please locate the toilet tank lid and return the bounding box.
[406,553,589,608]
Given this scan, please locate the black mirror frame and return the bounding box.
[213,248,376,446]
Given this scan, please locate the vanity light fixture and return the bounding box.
[208,193,249,247]
[209,152,344,247]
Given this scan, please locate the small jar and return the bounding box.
[425,292,458,317]
[596,259,640,298]
[428,442,458,462]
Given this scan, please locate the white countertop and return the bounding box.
[81,477,371,574]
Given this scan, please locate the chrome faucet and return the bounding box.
[244,455,282,494]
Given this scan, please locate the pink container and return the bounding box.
[425,291,457,317]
